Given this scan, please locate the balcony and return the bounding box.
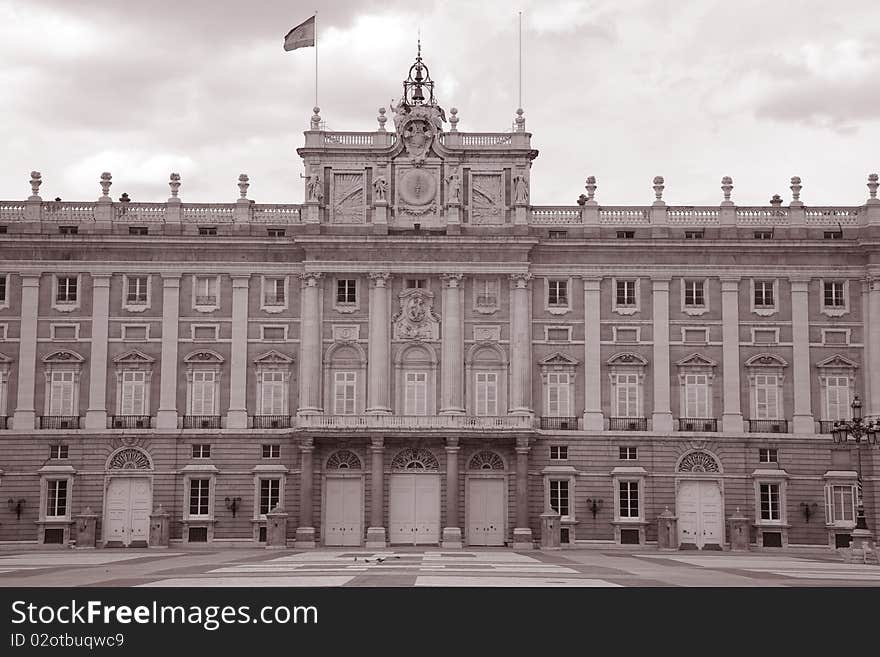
[540,417,578,431]
[252,415,293,429]
[748,419,789,433]
[195,295,217,306]
[110,415,152,429]
[818,420,842,434]
[298,415,533,431]
[183,415,222,429]
[608,417,648,432]
[263,294,285,306]
[677,418,718,432]
[40,416,81,430]
[0,416,6,429]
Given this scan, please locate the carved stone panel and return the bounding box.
[331,172,366,224]
[470,172,504,225]
[392,288,440,341]
[395,166,439,216]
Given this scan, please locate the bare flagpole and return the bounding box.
[518,10,522,110]
[314,10,318,109]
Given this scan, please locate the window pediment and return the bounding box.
[539,352,579,369]
[112,349,155,366]
[184,349,225,364]
[745,353,788,368]
[607,352,648,367]
[253,350,294,367]
[42,349,85,364]
[676,353,717,369]
[816,354,858,370]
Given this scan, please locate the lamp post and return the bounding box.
[830,394,878,550]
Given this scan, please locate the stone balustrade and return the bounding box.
[298,414,533,431]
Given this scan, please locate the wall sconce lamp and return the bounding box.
[800,502,818,523]
[7,498,25,520]
[586,498,603,519]
[225,496,242,518]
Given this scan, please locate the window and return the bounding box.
[260,371,286,415]
[754,374,779,420]
[759,483,781,521]
[546,327,570,342]
[683,280,705,307]
[684,230,704,239]
[824,230,843,240]
[474,279,499,313]
[753,231,773,240]
[261,326,286,341]
[49,445,69,459]
[189,479,211,517]
[759,448,777,464]
[49,371,76,415]
[683,373,709,417]
[475,372,497,416]
[192,444,211,459]
[826,484,855,524]
[194,276,218,308]
[0,274,6,305]
[549,480,570,516]
[128,226,148,236]
[262,444,280,459]
[616,280,636,306]
[126,275,149,305]
[404,372,428,415]
[336,279,357,304]
[120,371,147,415]
[45,480,68,518]
[546,373,570,417]
[549,230,567,240]
[198,226,217,236]
[619,481,639,519]
[549,445,568,460]
[0,225,7,234]
[259,478,281,515]
[59,225,78,235]
[754,280,774,308]
[614,373,639,417]
[619,447,638,460]
[617,230,634,239]
[264,278,285,306]
[56,276,78,304]
[547,280,568,307]
[333,371,357,415]
[823,281,845,308]
[190,371,216,415]
[405,279,427,289]
[825,375,850,421]
[267,229,286,238]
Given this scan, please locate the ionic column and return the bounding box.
[582,276,604,430]
[13,274,40,430]
[156,274,181,429]
[442,436,462,548]
[791,278,815,433]
[85,274,111,429]
[512,436,534,549]
[866,277,880,415]
[226,275,250,428]
[366,436,387,548]
[297,272,323,415]
[721,277,744,432]
[509,273,533,415]
[440,273,465,415]
[295,437,316,548]
[651,277,673,432]
[366,272,392,414]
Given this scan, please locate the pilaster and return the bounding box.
[513,436,534,549]
[508,273,533,415]
[156,274,181,429]
[297,272,323,415]
[721,277,744,432]
[440,273,465,415]
[866,277,880,415]
[582,276,604,430]
[790,277,814,432]
[226,275,250,429]
[295,437,316,548]
[84,274,111,429]
[651,277,673,432]
[366,273,392,414]
[13,274,40,430]
[441,436,462,548]
[366,436,387,548]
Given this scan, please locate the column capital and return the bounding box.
[370,435,385,450]
[510,272,532,288]
[865,276,880,293]
[440,273,464,288]
[231,275,251,287]
[651,277,672,289]
[368,272,392,287]
[515,435,531,451]
[445,436,460,449]
[90,273,112,285]
[300,436,315,452]
[581,276,602,291]
[161,273,182,286]
[789,277,811,292]
[20,274,41,286]
[720,277,741,291]
[300,272,324,287]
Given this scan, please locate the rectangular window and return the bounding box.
[826,376,850,421]
[194,276,217,306]
[405,279,427,289]
[548,280,568,306]
[619,481,639,519]
[334,371,357,415]
[120,370,147,416]
[549,445,568,460]
[549,480,570,516]
[614,373,639,417]
[0,275,6,303]
[198,226,217,236]
[49,445,69,459]
[754,280,774,307]
[617,230,635,239]
[684,373,709,418]
[192,444,211,459]
[619,447,638,460]
[0,225,7,234]
[547,372,570,417]
[549,230,568,240]
[475,372,498,416]
[759,483,781,521]
[336,279,357,304]
[824,281,845,308]
[59,225,78,235]
[260,371,286,415]
[753,231,773,240]
[56,276,78,303]
[46,480,68,518]
[758,448,777,464]
[754,374,779,420]
[684,230,704,239]
[126,276,149,304]
[262,444,280,459]
[128,226,148,236]
[264,278,285,305]
[49,371,75,416]
[475,279,498,309]
[824,230,843,240]
[827,485,855,523]
[189,479,210,517]
[616,280,636,306]
[683,280,705,307]
[259,478,281,515]
[190,371,216,415]
[404,371,428,415]
[267,229,286,238]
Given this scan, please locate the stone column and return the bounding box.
[440,274,465,415]
[85,274,111,429]
[509,273,533,415]
[721,278,744,432]
[156,275,181,429]
[866,277,880,415]
[582,276,604,430]
[295,437,316,547]
[442,437,462,547]
[790,278,815,433]
[366,436,387,548]
[13,274,40,430]
[366,273,392,414]
[651,278,673,432]
[297,273,323,415]
[512,436,534,549]
[226,275,250,429]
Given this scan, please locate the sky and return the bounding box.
[1,0,879,206]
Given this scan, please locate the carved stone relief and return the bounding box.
[471,173,504,224]
[392,288,440,341]
[331,172,365,224]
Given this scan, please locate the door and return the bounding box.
[105,477,152,546]
[324,477,363,546]
[389,474,440,545]
[468,478,505,546]
[677,480,723,549]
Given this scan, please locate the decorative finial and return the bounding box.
[29,171,42,199]
[119,192,130,204]
[585,176,597,202]
[867,173,878,201]
[310,106,321,130]
[770,194,782,207]
[169,172,181,199]
[514,108,525,132]
[449,107,459,132]
[238,173,249,199]
[377,107,387,131]
[99,172,112,198]
[721,176,733,203]
[790,176,802,204]
[652,175,665,203]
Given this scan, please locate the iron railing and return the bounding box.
[110,415,152,429]
[677,418,718,432]
[252,415,293,429]
[608,417,648,431]
[40,416,80,430]
[183,415,222,429]
[748,419,789,433]
[540,417,578,431]
[0,416,6,430]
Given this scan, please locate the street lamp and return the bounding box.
[830,394,879,546]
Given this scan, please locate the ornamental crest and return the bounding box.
[393,104,443,165]
[393,289,440,341]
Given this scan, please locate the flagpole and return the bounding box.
[314,10,318,109]
[518,10,522,109]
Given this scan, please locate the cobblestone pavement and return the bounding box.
[0,547,877,587]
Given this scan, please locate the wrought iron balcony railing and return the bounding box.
[183,415,222,429]
[540,417,578,431]
[110,415,152,429]
[818,420,844,434]
[748,419,789,433]
[251,415,293,429]
[40,416,81,430]
[677,418,718,432]
[608,417,648,431]
[0,416,6,430]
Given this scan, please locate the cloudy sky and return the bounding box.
[2,0,879,206]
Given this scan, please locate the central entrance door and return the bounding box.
[105,477,152,546]
[467,478,505,546]
[324,477,363,546]
[389,474,441,545]
[677,480,723,549]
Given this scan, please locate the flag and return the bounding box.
[284,16,315,51]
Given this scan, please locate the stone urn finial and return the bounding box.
[514,107,525,132]
[377,107,387,132]
[868,173,878,200]
[721,176,733,203]
[449,107,459,132]
[310,106,321,131]
[29,170,42,199]
[585,175,597,202]
[790,175,802,203]
[238,173,249,199]
[653,175,665,202]
[100,172,112,197]
[169,172,181,199]
[770,194,783,207]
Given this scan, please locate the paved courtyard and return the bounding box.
[0,547,877,587]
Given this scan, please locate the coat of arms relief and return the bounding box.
[392,288,440,341]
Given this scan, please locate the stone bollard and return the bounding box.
[728,507,750,552]
[540,510,561,550]
[656,506,678,551]
[149,505,170,548]
[266,507,289,549]
[75,506,98,548]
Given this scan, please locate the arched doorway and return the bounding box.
[322,450,364,547]
[388,447,441,545]
[466,450,507,546]
[675,450,724,550]
[103,447,154,547]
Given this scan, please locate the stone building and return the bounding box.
[0,52,878,551]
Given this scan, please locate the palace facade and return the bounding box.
[0,54,878,551]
